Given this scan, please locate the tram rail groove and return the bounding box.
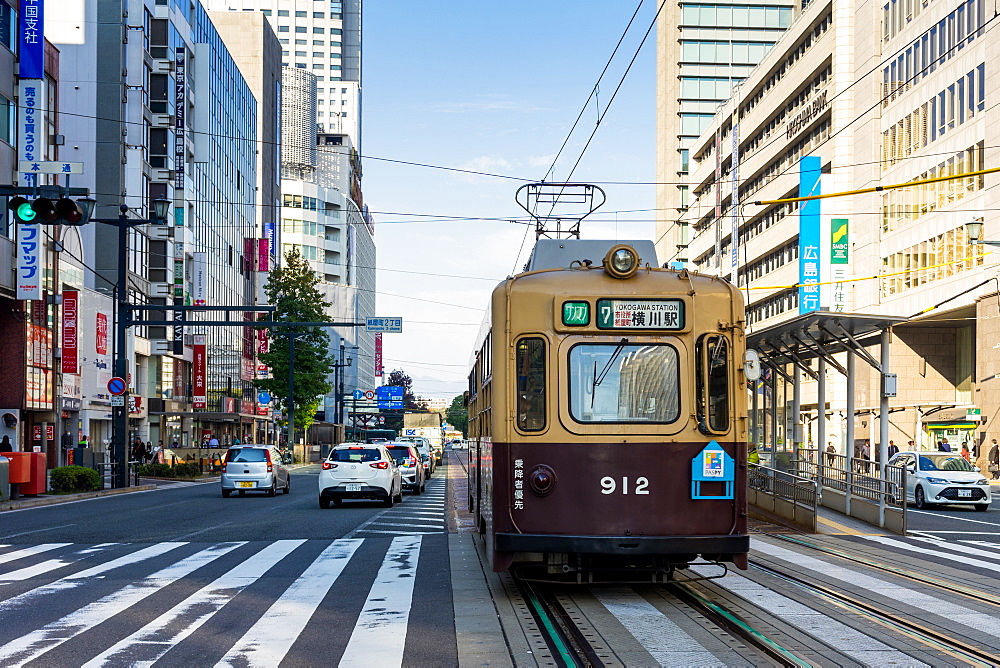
[756,530,1000,608]
[750,560,1000,667]
[668,581,810,668]
[516,579,613,667]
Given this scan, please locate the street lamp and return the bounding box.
[966,217,1000,246]
[86,198,171,489]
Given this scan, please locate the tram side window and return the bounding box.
[516,337,546,431]
[697,335,730,432]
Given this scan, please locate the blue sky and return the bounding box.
[362,1,658,399]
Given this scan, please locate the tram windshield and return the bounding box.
[568,343,679,423]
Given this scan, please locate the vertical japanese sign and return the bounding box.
[714,129,723,267]
[16,222,41,299]
[241,311,254,382]
[374,332,383,378]
[17,80,45,187]
[830,218,849,312]
[243,238,256,272]
[263,222,276,259]
[730,123,740,281]
[62,290,79,374]
[192,252,207,305]
[258,238,270,272]
[192,334,207,408]
[96,312,108,355]
[798,156,822,314]
[175,46,185,189]
[18,0,44,79]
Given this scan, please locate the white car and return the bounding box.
[398,436,435,478]
[318,443,403,509]
[890,451,992,510]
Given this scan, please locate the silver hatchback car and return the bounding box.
[221,444,291,497]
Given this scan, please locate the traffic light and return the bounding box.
[7,196,92,226]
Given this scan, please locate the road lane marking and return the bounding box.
[217,539,363,667]
[0,525,76,539]
[0,542,188,612]
[339,535,422,667]
[82,539,306,667]
[0,542,245,666]
[0,543,71,565]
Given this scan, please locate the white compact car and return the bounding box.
[318,443,403,509]
[890,451,992,510]
[398,436,435,477]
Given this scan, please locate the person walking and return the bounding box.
[826,442,837,467]
[888,440,899,459]
[78,435,89,448]
[961,443,971,462]
[988,439,999,480]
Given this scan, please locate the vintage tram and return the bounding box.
[466,239,750,580]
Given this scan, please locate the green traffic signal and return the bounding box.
[8,197,36,222]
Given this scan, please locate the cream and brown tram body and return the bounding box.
[466,240,750,579]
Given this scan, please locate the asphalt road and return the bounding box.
[903,486,1000,542]
[0,465,458,666]
[0,467,402,544]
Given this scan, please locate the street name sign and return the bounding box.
[19,161,84,174]
[365,317,403,333]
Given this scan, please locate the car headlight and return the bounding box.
[977,478,990,486]
[926,477,949,484]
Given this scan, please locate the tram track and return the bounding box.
[754,529,1000,609]
[749,559,1000,667]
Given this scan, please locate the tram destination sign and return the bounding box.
[596,299,684,330]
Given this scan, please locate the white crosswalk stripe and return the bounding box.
[352,479,448,536]
[0,536,436,667]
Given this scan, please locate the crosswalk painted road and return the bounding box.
[0,535,453,667]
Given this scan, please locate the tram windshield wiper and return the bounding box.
[593,338,628,390]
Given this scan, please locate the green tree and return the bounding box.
[446,394,468,437]
[387,369,420,409]
[256,247,334,437]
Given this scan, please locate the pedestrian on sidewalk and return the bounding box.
[888,440,899,459]
[988,439,999,480]
[0,435,12,452]
[826,442,836,467]
[938,438,951,452]
[961,443,971,462]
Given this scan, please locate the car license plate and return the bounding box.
[346,483,361,492]
[237,481,254,488]
[958,488,972,497]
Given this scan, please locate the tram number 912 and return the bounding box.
[600,476,650,495]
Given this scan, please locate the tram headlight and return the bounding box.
[527,464,557,497]
[603,244,640,279]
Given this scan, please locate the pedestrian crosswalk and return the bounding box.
[0,534,454,667]
[347,478,448,537]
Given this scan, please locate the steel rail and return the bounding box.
[754,530,1000,608]
[516,579,613,667]
[751,560,1000,667]
[668,582,810,668]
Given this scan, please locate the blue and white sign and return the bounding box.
[366,317,403,333]
[18,0,44,79]
[257,391,271,405]
[18,161,84,174]
[798,156,822,314]
[376,385,404,409]
[353,389,364,400]
[690,440,735,500]
[16,222,41,300]
[18,80,44,185]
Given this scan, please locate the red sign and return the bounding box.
[223,397,236,413]
[257,325,268,354]
[128,395,144,415]
[374,333,383,377]
[32,424,55,441]
[192,334,207,409]
[241,400,254,415]
[96,312,108,355]
[244,238,256,272]
[62,290,79,374]
[258,238,270,272]
[255,406,270,416]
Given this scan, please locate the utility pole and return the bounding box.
[83,199,171,489]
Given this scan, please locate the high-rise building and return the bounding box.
[204,0,362,143]
[655,0,799,267]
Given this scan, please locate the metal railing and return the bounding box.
[747,464,819,531]
[789,448,907,532]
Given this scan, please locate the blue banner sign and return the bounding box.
[19,0,44,79]
[798,156,822,314]
[376,385,404,409]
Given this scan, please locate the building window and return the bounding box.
[295,63,305,68]
[329,64,341,70]
[314,12,325,18]
[330,52,341,59]
[295,26,307,33]
[295,50,306,56]
[313,40,324,45]
[261,9,271,16]
[295,39,306,44]
[313,51,323,57]
[279,39,289,44]
[312,64,324,70]
[0,95,13,145]
[277,10,289,16]
[295,10,307,16]
[313,27,325,33]
[278,25,289,32]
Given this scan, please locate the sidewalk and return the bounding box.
[1,484,158,512]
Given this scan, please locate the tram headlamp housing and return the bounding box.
[603,244,640,279]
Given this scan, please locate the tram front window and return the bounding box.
[569,343,680,423]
